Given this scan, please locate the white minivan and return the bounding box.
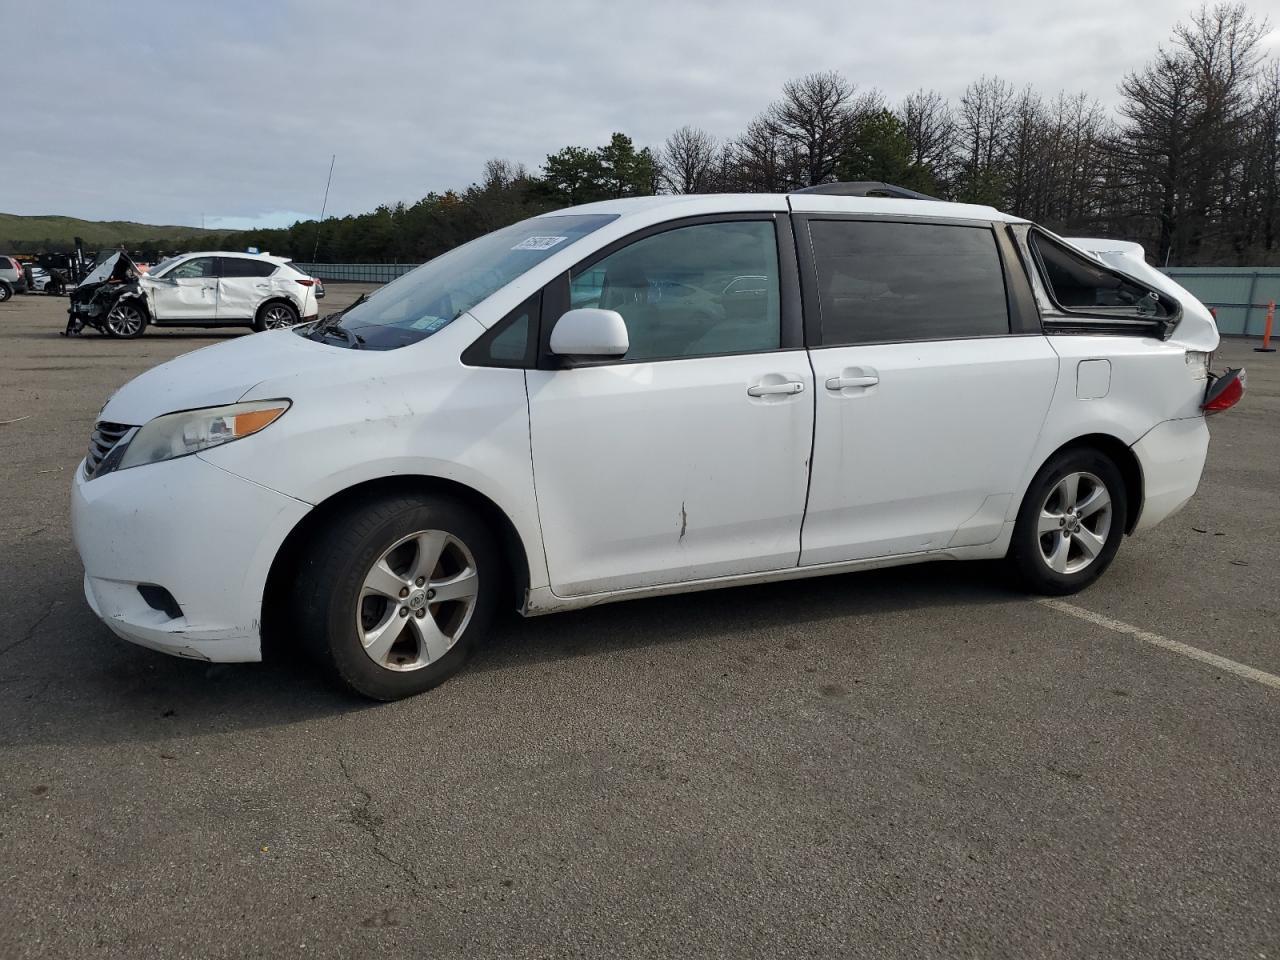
[71,184,1245,699]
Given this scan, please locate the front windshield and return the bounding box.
[328,213,618,350]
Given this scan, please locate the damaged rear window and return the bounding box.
[315,213,618,350]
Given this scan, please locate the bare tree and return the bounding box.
[763,71,863,187]
[660,126,718,194]
[728,116,798,192]
[898,89,956,185]
[1111,3,1269,262]
[480,158,528,190]
[1247,61,1280,255]
[959,75,1015,173]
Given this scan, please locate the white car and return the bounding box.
[71,183,1244,700]
[66,251,321,337]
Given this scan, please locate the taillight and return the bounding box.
[294,278,316,287]
[1202,368,1245,415]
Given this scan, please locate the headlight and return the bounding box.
[115,400,290,471]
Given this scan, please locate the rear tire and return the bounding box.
[0,282,11,302]
[1007,447,1128,595]
[254,300,299,332]
[293,493,500,700]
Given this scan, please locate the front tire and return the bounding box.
[1007,447,1128,595]
[293,493,500,700]
[255,300,299,332]
[104,300,147,338]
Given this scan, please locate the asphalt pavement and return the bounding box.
[1,288,1277,959]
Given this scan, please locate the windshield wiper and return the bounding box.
[317,325,364,348]
[308,293,368,342]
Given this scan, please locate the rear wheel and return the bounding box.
[1007,447,1128,595]
[104,300,147,338]
[293,493,500,700]
[0,282,11,302]
[255,300,298,331]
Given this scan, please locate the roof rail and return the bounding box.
[791,181,939,201]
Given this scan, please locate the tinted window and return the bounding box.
[1031,234,1171,317]
[463,295,536,368]
[568,220,780,362]
[488,312,531,363]
[219,257,277,278]
[169,257,216,279]
[809,221,1009,345]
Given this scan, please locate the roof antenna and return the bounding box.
[311,154,336,264]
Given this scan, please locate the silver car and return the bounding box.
[0,256,29,301]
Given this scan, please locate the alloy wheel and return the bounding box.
[1037,471,1113,575]
[106,303,144,336]
[355,529,479,671]
[263,305,296,328]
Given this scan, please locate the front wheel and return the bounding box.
[104,300,147,338]
[1007,448,1128,595]
[293,493,500,700]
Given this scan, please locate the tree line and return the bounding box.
[223,2,1277,267]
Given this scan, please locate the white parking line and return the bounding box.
[1038,598,1280,692]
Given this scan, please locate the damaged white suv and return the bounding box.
[66,251,321,337]
[71,183,1244,700]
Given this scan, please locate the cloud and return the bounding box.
[3,0,1219,226]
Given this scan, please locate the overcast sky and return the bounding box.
[3,0,1275,229]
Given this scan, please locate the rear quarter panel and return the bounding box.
[1007,335,1208,521]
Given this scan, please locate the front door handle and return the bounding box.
[825,375,879,390]
[747,380,805,397]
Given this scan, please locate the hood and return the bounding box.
[1064,237,1220,352]
[72,252,140,304]
[81,252,137,286]
[100,329,356,425]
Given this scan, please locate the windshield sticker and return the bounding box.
[511,236,568,252]
[410,316,451,332]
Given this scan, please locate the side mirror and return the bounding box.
[549,308,629,358]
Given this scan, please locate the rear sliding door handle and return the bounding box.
[825,375,880,390]
[747,380,805,397]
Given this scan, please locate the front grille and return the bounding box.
[85,421,134,479]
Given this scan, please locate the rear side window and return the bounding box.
[219,258,277,278]
[808,221,1009,346]
[1030,233,1171,318]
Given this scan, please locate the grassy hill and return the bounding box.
[0,213,228,249]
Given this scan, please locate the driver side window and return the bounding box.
[567,220,781,362]
[169,257,216,280]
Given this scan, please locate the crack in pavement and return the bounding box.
[336,751,426,890]
[0,600,59,660]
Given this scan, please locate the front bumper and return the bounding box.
[71,453,311,661]
[1131,416,1210,532]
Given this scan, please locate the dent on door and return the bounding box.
[526,354,815,597]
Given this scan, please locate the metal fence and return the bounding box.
[294,262,418,283]
[1162,267,1280,337]
[295,261,1279,338]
